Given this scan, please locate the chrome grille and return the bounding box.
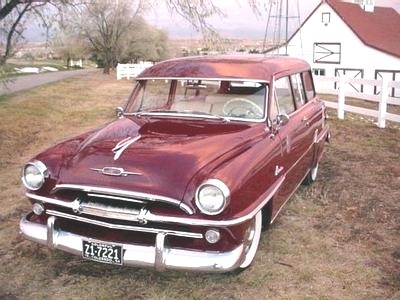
[75,199,142,222]
[52,184,194,215]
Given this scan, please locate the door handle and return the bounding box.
[302,116,310,126]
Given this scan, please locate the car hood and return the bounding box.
[57,117,261,203]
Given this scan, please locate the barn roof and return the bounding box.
[326,0,400,58]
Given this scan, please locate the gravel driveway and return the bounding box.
[0,68,97,96]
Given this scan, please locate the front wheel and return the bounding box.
[239,210,262,269]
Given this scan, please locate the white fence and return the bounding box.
[116,62,154,80]
[314,76,400,128]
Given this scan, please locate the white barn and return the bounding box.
[270,0,400,97]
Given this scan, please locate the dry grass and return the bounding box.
[0,73,399,299]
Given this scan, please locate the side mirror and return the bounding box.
[276,114,290,126]
[115,106,124,118]
[269,114,290,139]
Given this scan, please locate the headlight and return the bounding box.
[195,179,230,215]
[21,160,48,190]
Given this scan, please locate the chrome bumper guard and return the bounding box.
[19,214,246,272]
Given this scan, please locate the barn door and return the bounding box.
[334,68,364,93]
[375,70,400,98]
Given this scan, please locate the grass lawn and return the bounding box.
[0,72,399,299]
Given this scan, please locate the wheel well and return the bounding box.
[261,199,273,230]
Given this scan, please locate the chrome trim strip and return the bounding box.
[86,193,146,204]
[46,210,203,239]
[52,184,194,215]
[20,215,246,272]
[137,76,268,83]
[27,193,76,209]
[89,167,142,177]
[112,136,142,160]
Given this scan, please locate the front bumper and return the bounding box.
[19,213,246,272]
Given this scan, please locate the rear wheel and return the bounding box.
[239,210,262,269]
[303,163,319,185]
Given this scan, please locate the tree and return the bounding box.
[52,26,89,64]
[0,0,74,65]
[67,0,147,74]
[121,18,169,63]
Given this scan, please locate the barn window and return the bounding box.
[313,43,341,64]
[313,69,326,76]
[322,12,330,25]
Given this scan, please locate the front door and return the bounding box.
[270,75,315,218]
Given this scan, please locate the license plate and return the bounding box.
[82,240,123,265]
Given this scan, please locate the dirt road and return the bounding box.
[0,69,96,96]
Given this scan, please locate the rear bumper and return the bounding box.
[19,213,246,272]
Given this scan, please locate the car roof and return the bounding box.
[137,55,311,82]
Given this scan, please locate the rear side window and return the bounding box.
[274,77,295,115]
[302,71,316,100]
[290,73,306,108]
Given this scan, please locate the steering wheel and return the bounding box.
[222,98,263,118]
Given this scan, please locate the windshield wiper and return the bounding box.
[125,110,230,123]
[185,111,231,123]
[123,110,178,117]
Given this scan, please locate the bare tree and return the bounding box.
[0,0,74,65]
[121,17,169,62]
[52,25,89,64]
[67,0,148,74]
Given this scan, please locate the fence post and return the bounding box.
[377,77,388,128]
[337,75,346,120]
[117,64,121,80]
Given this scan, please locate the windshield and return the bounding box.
[127,79,268,121]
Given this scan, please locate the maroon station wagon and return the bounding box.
[20,55,330,272]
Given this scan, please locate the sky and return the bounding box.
[24,0,400,42]
[144,0,400,39]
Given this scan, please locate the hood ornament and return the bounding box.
[90,167,142,177]
[112,135,141,160]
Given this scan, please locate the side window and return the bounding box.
[290,73,306,108]
[302,71,316,101]
[274,77,295,115]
